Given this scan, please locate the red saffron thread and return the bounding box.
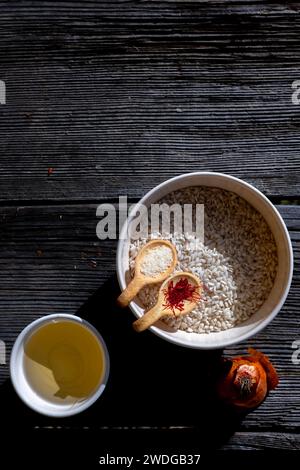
[163,277,201,315]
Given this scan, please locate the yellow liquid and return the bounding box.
[23,320,105,405]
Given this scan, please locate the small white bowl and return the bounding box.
[10,314,110,417]
[117,172,293,349]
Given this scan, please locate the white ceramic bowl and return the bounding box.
[10,314,110,417]
[117,172,293,349]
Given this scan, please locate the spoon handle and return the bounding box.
[117,277,142,308]
[133,304,163,332]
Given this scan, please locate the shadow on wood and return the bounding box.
[1,275,245,449]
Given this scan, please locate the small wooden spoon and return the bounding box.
[117,239,177,308]
[133,272,202,332]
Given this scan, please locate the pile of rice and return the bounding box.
[129,187,278,334]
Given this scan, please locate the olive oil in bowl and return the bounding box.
[10,315,109,416]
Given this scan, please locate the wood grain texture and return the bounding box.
[222,432,300,450]
[0,204,299,434]
[0,1,300,200]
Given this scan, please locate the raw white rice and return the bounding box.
[129,187,278,334]
[140,245,173,277]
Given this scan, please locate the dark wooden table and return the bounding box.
[0,0,299,455]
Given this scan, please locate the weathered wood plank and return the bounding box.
[0,204,299,432]
[1,62,299,200]
[0,2,300,200]
[222,432,300,450]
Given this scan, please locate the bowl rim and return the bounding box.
[116,171,294,349]
[10,313,110,417]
